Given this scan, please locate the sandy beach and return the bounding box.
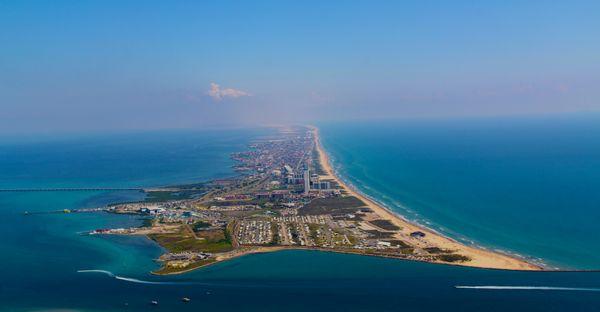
[310,125,542,271]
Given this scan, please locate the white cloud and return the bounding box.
[207,82,251,101]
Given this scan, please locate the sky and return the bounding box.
[1,1,600,133]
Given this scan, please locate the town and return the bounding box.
[92,125,472,275]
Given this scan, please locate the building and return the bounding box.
[410,231,426,238]
[256,192,271,200]
[269,180,281,188]
[303,168,310,194]
[283,165,294,175]
[271,190,290,199]
[377,241,392,247]
[287,172,305,184]
[312,181,331,190]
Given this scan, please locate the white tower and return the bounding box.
[303,168,310,195]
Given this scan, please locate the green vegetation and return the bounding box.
[153,258,217,275]
[346,234,357,245]
[168,182,209,190]
[308,224,320,243]
[192,221,211,231]
[331,228,352,246]
[438,254,470,263]
[425,247,448,254]
[400,248,414,255]
[223,225,232,244]
[299,196,366,215]
[365,230,394,239]
[149,227,233,254]
[144,190,206,202]
[368,219,401,231]
[288,223,300,244]
[269,222,280,245]
[207,199,258,206]
[141,218,154,227]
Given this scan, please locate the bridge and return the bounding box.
[0,188,144,192]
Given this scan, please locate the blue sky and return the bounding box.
[1,1,599,133]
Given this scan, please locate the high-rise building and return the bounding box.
[303,168,310,195]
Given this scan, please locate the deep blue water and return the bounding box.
[0,129,254,189]
[1,122,600,311]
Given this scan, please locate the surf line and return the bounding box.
[456,285,600,292]
[77,269,196,285]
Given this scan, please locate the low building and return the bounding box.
[271,190,290,199]
[312,181,331,190]
[256,192,271,200]
[410,231,426,238]
[377,241,392,247]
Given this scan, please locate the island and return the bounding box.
[90,125,542,274]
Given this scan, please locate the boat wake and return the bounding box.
[77,269,192,285]
[456,285,600,292]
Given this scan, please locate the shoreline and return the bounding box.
[319,146,545,269]
[132,124,544,275]
[152,246,553,276]
[309,125,543,271]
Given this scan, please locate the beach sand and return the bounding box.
[310,125,542,271]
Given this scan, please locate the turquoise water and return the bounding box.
[1,123,600,311]
[319,114,600,270]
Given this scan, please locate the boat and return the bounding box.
[182,297,191,302]
[150,300,158,305]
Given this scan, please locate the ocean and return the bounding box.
[318,114,600,270]
[1,119,599,311]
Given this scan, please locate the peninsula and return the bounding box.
[93,125,541,274]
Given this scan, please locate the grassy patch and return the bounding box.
[438,254,470,263]
[192,221,211,231]
[269,222,280,245]
[365,230,394,239]
[399,248,414,255]
[368,219,400,231]
[308,224,320,242]
[299,196,366,215]
[144,190,206,202]
[424,247,448,254]
[149,227,233,254]
[153,258,216,275]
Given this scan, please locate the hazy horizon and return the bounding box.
[2,1,599,134]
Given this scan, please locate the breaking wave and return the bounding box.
[77,269,191,285]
